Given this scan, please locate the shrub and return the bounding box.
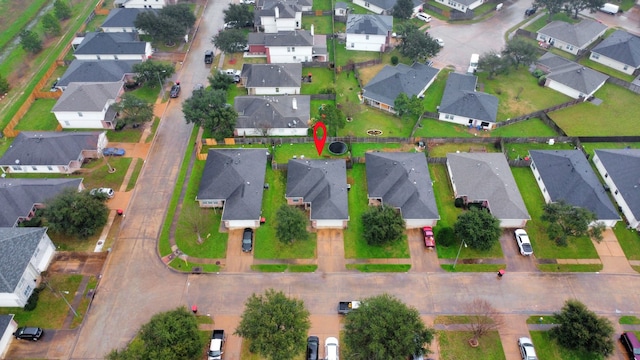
[532,69,545,78]
[24,287,42,311]
[435,227,455,247]
[391,56,399,65]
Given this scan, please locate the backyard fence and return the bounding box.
[606,77,640,94]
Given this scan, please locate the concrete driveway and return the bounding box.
[225,228,253,273]
[408,228,442,273]
[499,230,538,273]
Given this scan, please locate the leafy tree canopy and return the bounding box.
[212,29,247,54]
[159,3,196,30]
[534,0,565,20]
[54,0,72,20]
[564,0,605,18]
[0,74,10,94]
[132,61,176,87]
[42,12,62,36]
[275,205,309,244]
[19,30,43,54]
[223,4,254,26]
[398,24,441,61]
[478,51,509,79]
[208,72,234,90]
[182,88,236,141]
[135,4,195,45]
[394,92,423,118]
[541,201,603,246]
[317,103,345,136]
[502,37,538,69]
[453,207,501,251]
[235,289,311,360]
[361,205,406,246]
[42,189,108,239]
[113,93,155,126]
[392,0,415,19]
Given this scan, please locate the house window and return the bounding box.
[288,47,291,52]
[537,176,541,181]
[276,88,280,93]
[623,65,628,70]
[12,165,21,171]
[293,198,299,203]
[114,55,118,60]
[23,285,32,297]
[468,119,473,124]
[615,190,619,195]
[32,166,37,171]
[291,47,295,52]
[566,44,574,51]
[33,246,40,258]
[64,121,70,126]
[78,112,83,117]
[366,35,369,40]
[543,188,546,193]
[531,163,536,170]
[293,56,296,60]
[48,166,53,171]
[96,55,101,60]
[365,1,370,6]
[350,43,354,48]
[444,114,453,120]
[592,53,599,60]
[604,173,608,178]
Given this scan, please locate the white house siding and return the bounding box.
[498,218,528,228]
[74,54,147,61]
[434,0,468,12]
[225,220,260,229]
[405,219,437,229]
[268,46,313,63]
[5,165,67,174]
[236,128,308,136]
[530,162,553,203]
[536,35,579,55]
[438,113,496,130]
[249,86,300,95]
[312,219,347,229]
[546,79,585,100]
[262,17,300,33]
[102,27,136,33]
[54,110,113,129]
[352,0,385,14]
[593,154,640,230]
[589,53,636,75]
[0,317,17,359]
[121,0,166,8]
[34,234,56,273]
[346,33,387,52]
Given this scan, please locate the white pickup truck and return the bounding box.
[208,329,225,360]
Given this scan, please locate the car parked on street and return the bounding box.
[224,21,238,29]
[170,83,181,98]
[90,188,115,199]
[13,327,43,341]
[422,226,435,248]
[518,337,537,360]
[514,229,533,256]
[242,228,253,252]
[415,12,432,22]
[620,332,640,360]
[435,38,444,47]
[103,147,125,156]
[524,6,537,16]
[306,336,319,360]
[325,337,339,360]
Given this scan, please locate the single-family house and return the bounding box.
[589,30,640,75]
[438,72,498,130]
[101,8,157,32]
[196,149,268,229]
[56,60,140,90]
[0,227,56,308]
[286,159,349,229]
[114,0,167,8]
[52,82,124,129]
[434,0,482,13]
[363,62,439,114]
[537,19,607,55]
[256,2,303,33]
[365,152,439,228]
[240,63,302,95]
[446,152,530,228]
[0,131,107,174]
[335,2,348,16]
[593,149,640,230]
[529,150,620,227]
[536,52,608,100]
[246,28,328,63]
[234,95,310,136]
[346,14,392,52]
[0,315,18,358]
[0,178,84,228]
[73,32,153,61]
[353,0,422,15]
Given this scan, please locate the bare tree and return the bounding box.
[256,121,272,136]
[180,206,211,244]
[465,299,504,345]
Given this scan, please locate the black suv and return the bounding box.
[170,83,181,98]
[14,327,43,341]
[242,228,253,252]
[524,6,537,16]
[306,336,319,360]
[621,332,640,360]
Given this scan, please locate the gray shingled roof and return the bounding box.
[0,314,14,335]
[197,149,268,221]
[594,149,640,223]
[264,30,314,46]
[58,60,140,87]
[258,2,298,19]
[52,82,122,112]
[262,0,312,10]
[335,1,347,8]
[346,14,393,35]
[101,8,157,28]
[74,32,147,55]
[0,131,102,167]
[537,53,608,95]
[439,73,498,123]
[241,63,302,88]
[365,152,439,221]
[235,95,310,129]
[446,152,530,221]
[363,62,439,106]
[529,150,620,221]
[286,159,349,221]
[0,227,48,293]
[538,19,607,48]
[0,179,83,227]
[363,0,422,11]
[591,30,640,68]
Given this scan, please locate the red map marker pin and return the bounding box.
[313,121,327,156]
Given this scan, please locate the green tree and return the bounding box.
[0,73,9,94]
[502,38,538,70]
[182,88,237,141]
[549,299,615,357]
[565,0,604,17]
[478,51,509,79]
[132,61,175,87]
[540,201,604,246]
[54,0,72,20]
[361,205,405,246]
[235,289,311,360]
[107,307,203,360]
[453,207,501,251]
[112,93,154,126]
[43,189,108,239]
[398,24,441,61]
[208,72,234,90]
[392,0,415,19]
[211,29,247,54]
[42,12,61,36]
[160,3,196,30]
[135,4,195,46]
[317,103,345,136]
[223,3,254,26]
[394,93,423,118]
[344,294,435,360]
[19,30,43,54]
[535,0,565,20]
[275,205,309,244]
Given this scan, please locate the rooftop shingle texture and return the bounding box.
[591,30,640,68]
[286,159,349,220]
[446,152,530,221]
[259,2,298,18]
[74,32,147,55]
[0,178,82,227]
[241,63,302,88]
[346,14,393,35]
[529,150,620,221]
[361,0,422,10]
[58,60,140,87]
[537,53,609,95]
[52,82,122,112]
[0,227,47,293]
[363,62,438,106]
[0,132,101,167]
[365,152,439,221]
[263,30,314,46]
[197,149,268,221]
[101,8,157,28]
[594,148,640,221]
[0,314,14,334]
[235,95,310,129]
[439,73,498,123]
[538,19,607,48]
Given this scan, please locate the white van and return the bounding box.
[600,3,619,14]
[415,12,432,22]
[467,53,479,74]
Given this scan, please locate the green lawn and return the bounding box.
[613,222,640,261]
[438,331,506,360]
[129,84,161,103]
[0,0,49,52]
[578,56,636,82]
[14,98,59,131]
[529,331,604,360]
[620,316,640,325]
[334,43,381,67]
[301,67,335,95]
[428,143,501,157]
[579,142,640,158]
[492,118,559,138]
[346,264,411,272]
[339,105,414,137]
[312,0,332,10]
[549,83,640,136]
[0,136,13,158]
[523,12,578,33]
[414,119,475,138]
[504,141,575,160]
[301,15,333,34]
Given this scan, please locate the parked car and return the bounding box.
[242,0,256,4]
[415,12,432,22]
[306,336,319,360]
[103,147,125,156]
[242,228,253,252]
[435,38,445,47]
[514,229,533,256]
[325,337,339,360]
[224,21,238,29]
[13,327,43,341]
[90,188,115,199]
[518,337,537,360]
[422,226,435,248]
[170,83,181,98]
[524,6,537,16]
[620,332,640,360]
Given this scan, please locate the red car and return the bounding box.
[422,226,435,248]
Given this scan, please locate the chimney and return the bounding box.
[275,6,279,18]
[310,24,314,36]
[292,97,297,109]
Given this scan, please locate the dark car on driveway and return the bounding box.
[170,83,181,98]
[103,147,125,156]
[306,336,319,360]
[14,327,43,341]
[524,6,537,16]
[242,228,253,252]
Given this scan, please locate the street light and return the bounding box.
[157,70,167,100]
[453,239,467,269]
